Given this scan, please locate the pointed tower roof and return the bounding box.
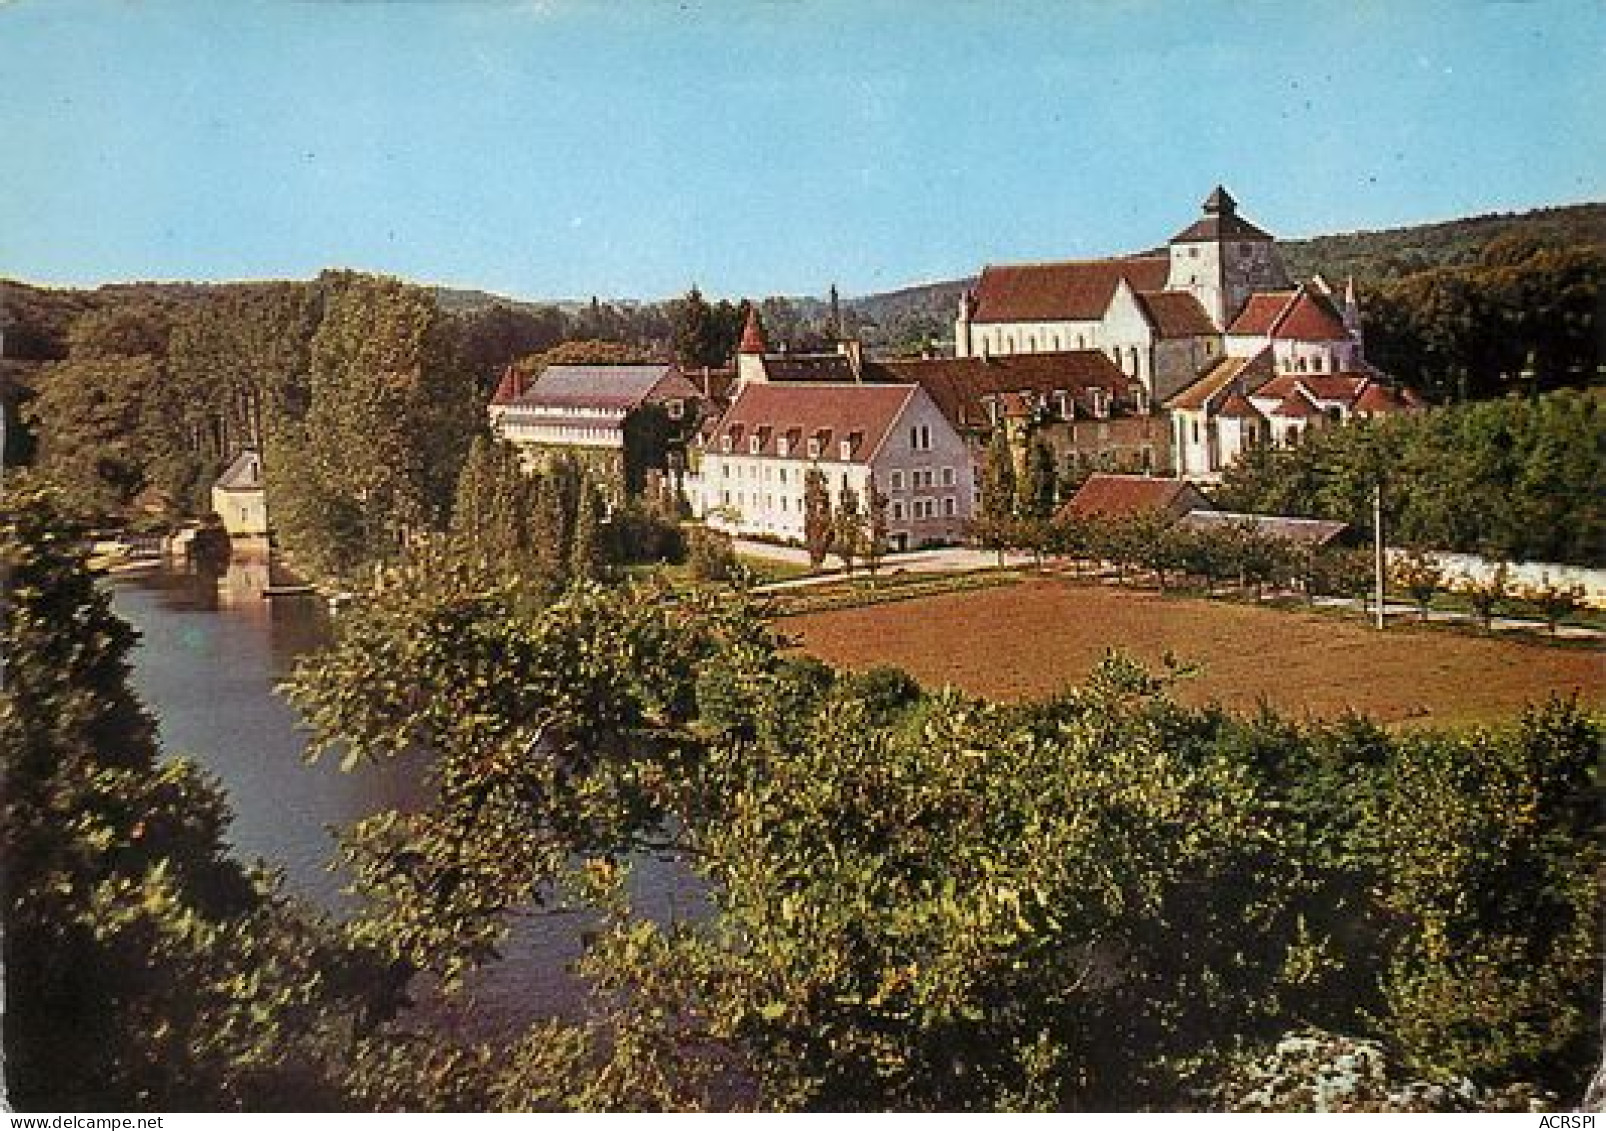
[739,307,768,355]
[1171,185,1273,243]
[490,364,526,405]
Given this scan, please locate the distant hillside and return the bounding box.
[1278,202,1606,285]
[843,201,1606,352]
[430,285,587,316]
[845,277,975,352]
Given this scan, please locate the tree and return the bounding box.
[269,273,479,582]
[670,287,728,369]
[0,487,379,1109]
[24,356,165,515]
[803,467,834,569]
[832,483,864,575]
[979,429,1017,523]
[1457,564,1510,633]
[1019,437,1058,520]
[1522,577,1586,636]
[1390,548,1444,620]
[863,478,889,579]
[569,481,612,583]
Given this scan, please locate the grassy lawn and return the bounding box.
[785,576,1604,729]
[737,554,814,583]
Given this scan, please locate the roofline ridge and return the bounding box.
[980,252,1169,272]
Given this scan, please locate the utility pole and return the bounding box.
[1373,480,1386,630]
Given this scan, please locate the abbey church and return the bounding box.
[954,187,1417,481]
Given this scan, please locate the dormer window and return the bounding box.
[806,438,821,459]
[839,439,853,461]
[722,434,735,453]
[777,436,791,458]
[750,435,762,455]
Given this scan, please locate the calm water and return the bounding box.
[110,557,705,1036]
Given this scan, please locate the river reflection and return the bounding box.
[110,555,707,1035]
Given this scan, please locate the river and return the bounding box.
[109,555,704,1039]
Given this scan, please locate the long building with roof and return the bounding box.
[951,185,1422,485]
[488,362,704,496]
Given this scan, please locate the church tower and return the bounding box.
[1166,186,1288,328]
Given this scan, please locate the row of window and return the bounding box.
[716,462,958,493]
[717,490,958,522]
[888,467,956,491]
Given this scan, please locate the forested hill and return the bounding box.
[1277,201,1606,285]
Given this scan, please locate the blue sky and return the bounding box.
[2,0,1601,301]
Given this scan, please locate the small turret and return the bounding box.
[1342,276,1364,358]
[955,288,976,358]
[737,308,768,383]
[739,307,768,355]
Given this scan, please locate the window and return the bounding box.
[921,425,931,450]
[839,439,853,461]
[890,469,904,491]
[1028,335,1037,351]
[943,497,956,517]
[1311,354,1324,373]
[1191,420,1201,443]
[666,399,684,420]
[722,464,730,478]
[722,490,730,505]
[750,436,762,454]
[891,501,905,521]
[806,439,821,459]
[941,467,955,487]
[780,496,789,512]
[778,468,787,484]
[722,435,734,453]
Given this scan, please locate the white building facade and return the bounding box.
[690,381,975,550]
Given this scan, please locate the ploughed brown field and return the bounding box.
[784,578,1605,728]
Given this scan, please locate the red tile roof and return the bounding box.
[1268,388,1325,419]
[490,364,526,405]
[1136,291,1218,337]
[1353,383,1417,415]
[970,256,1170,322]
[1057,474,1212,521]
[1272,289,1350,342]
[712,381,917,463]
[1227,291,1297,336]
[868,351,1130,431]
[1215,391,1265,420]
[739,308,768,354]
[1228,286,1351,343]
[1298,374,1369,402]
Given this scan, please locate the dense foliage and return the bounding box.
[1213,389,1603,565]
[0,488,383,1109]
[277,556,1599,1111]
